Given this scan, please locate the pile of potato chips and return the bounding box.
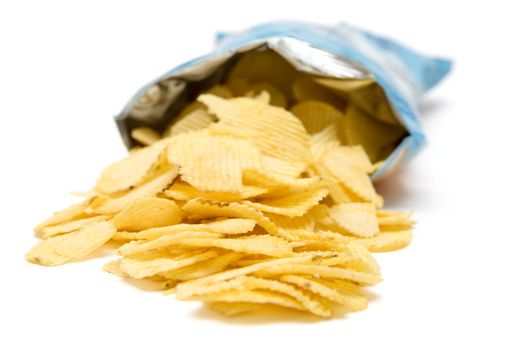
[27,50,414,318]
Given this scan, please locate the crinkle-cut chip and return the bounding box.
[182,199,279,236]
[93,168,179,215]
[279,275,362,309]
[327,203,379,238]
[243,167,324,196]
[177,235,293,257]
[205,85,233,99]
[311,163,353,204]
[242,276,331,317]
[167,109,215,136]
[252,90,271,104]
[175,254,325,296]
[260,155,307,179]
[118,231,221,256]
[199,94,310,163]
[187,290,306,313]
[313,278,368,311]
[177,275,329,316]
[290,101,343,135]
[226,50,299,98]
[114,218,257,241]
[34,201,89,234]
[95,137,176,194]
[206,302,261,316]
[246,83,287,108]
[266,212,315,233]
[310,125,340,156]
[112,197,182,232]
[164,182,266,202]
[102,260,129,278]
[292,77,346,109]
[340,105,406,162]
[40,215,110,238]
[244,187,329,217]
[225,78,251,96]
[321,150,377,204]
[254,264,381,285]
[131,127,161,146]
[377,210,415,226]
[26,221,116,266]
[168,133,261,193]
[324,144,373,173]
[354,230,412,252]
[162,252,243,283]
[119,251,219,279]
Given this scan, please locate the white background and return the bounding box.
[1,1,524,349]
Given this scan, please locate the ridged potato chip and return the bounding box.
[95,137,176,194]
[290,100,343,135]
[292,77,345,109]
[327,203,379,237]
[40,215,109,238]
[112,197,182,232]
[131,127,161,146]
[167,109,215,136]
[246,82,287,108]
[354,230,413,252]
[200,94,310,163]
[168,133,260,193]
[26,221,116,266]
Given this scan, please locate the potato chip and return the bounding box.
[95,137,176,194]
[162,252,242,283]
[243,167,324,196]
[327,203,379,237]
[255,264,381,285]
[205,85,233,99]
[200,94,310,163]
[182,198,279,236]
[93,167,179,214]
[290,101,343,135]
[245,82,287,108]
[119,250,219,279]
[321,145,378,204]
[118,231,221,256]
[340,105,406,162]
[260,155,307,179]
[292,77,345,109]
[102,259,129,278]
[354,230,413,252]
[34,201,89,234]
[164,181,266,202]
[168,133,260,193]
[114,218,257,241]
[245,187,329,217]
[226,50,299,98]
[40,215,109,238]
[26,221,116,266]
[175,254,324,297]
[280,275,361,309]
[112,197,182,231]
[206,302,261,316]
[177,235,293,257]
[131,127,161,146]
[167,109,215,136]
[187,290,306,313]
[224,78,251,96]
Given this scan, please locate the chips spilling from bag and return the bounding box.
[27,70,414,318]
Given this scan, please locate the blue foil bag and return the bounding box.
[116,21,451,179]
